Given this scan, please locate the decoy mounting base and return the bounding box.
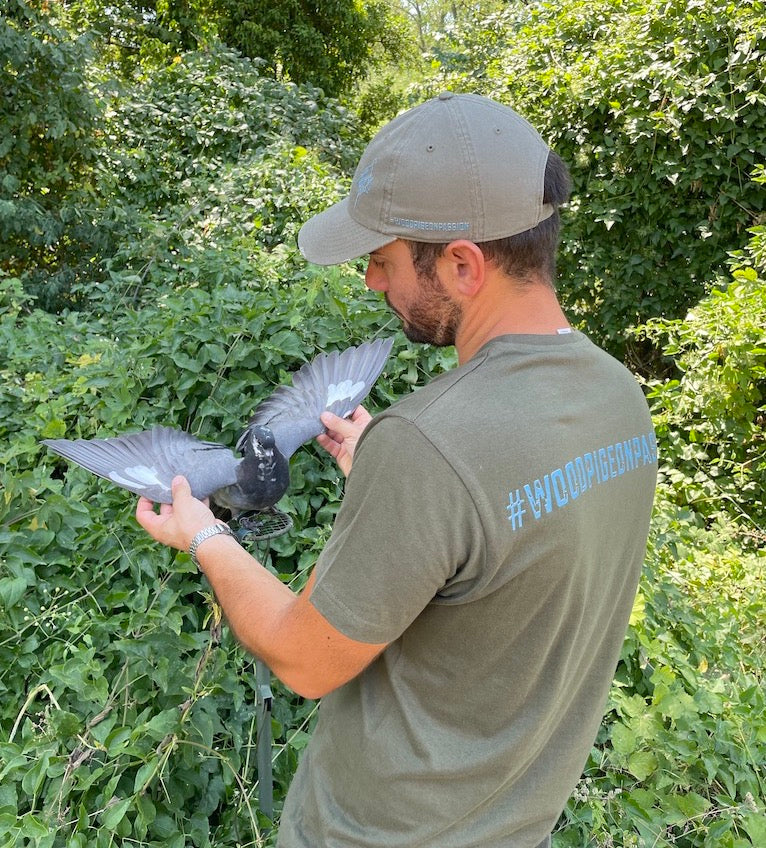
[232,507,293,542]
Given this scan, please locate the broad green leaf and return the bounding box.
[668,791,711,820]
[628,751,658,781]
[0,577,27,608]
[133,757,159,794]
[742,812,766,845]
[610,722,636,755]
[629,590,646,626]
[18,812,49,838]
[100,798,131,831]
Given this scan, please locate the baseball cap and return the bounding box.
[298,92,553,266]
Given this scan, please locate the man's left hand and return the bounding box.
[136,475,217,551]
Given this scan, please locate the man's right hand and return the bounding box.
[317,405,372,477]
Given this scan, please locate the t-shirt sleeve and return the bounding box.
[308,414,484,644]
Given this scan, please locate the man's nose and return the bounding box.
[365,262,387,292]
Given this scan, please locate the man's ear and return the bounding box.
[441,240,486,297]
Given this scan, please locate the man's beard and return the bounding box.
[387,270,462,347]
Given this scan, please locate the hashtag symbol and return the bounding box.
[506,489,526,530]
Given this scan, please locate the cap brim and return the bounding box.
[297,197,395,266]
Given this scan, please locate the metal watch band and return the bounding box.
[189,523,235,568]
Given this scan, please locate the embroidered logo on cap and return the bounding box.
[354,161,375,208]
[390,217,469,232]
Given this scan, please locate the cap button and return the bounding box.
[438,91,455,101]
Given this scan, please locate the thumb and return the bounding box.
[171,475,192,500]
[320,411,356,434]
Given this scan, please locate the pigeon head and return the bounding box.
[245,425,277,456]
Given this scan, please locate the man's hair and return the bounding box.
[406,150,571,288]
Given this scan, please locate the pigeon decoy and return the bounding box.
[43,338,393,535]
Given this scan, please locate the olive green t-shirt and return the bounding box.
[277,332,657,848]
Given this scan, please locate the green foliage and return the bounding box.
[422,0,766,363]
[3,3,765,844]
[399,0,506,53]
[353,72,413,132]
[215,0,407,99]
[64,0,414,99]
[62,0,219,74]
[90,44,364,302]
[0,1,107,310]
[4,30,363,311]
[638,198,766,529]
[106,44,361,175]
[556,496,766,847]
[0,263,454,845]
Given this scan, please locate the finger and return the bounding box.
[316,433,341,457]
[136,495,158,522]
[349,405,371,424]
[136,495,156,515]
[320,411,345,429]
[136,496,161,532]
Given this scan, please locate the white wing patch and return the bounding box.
[109,466,170,490]
[326,380,365,407]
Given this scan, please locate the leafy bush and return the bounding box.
[3,23,364,312]
[214,0,409,99]
[97,44,366,302]
[105,45,362,192]
[0,263,454,847]
[638,184,766,529]
[421,0,766,364]
[0,1,108,310]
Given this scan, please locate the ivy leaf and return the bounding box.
[133,757,159,794]
[743,812,766,845]
[666,790,710,822]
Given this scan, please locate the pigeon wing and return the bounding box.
[43,426,241,504]
[239,337,394,459]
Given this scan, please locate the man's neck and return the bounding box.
[454,275,571,364]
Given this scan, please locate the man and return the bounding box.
[137,93,657,847]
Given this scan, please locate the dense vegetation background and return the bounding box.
[1,0,764,845]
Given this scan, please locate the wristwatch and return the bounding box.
[189,523,235,569]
